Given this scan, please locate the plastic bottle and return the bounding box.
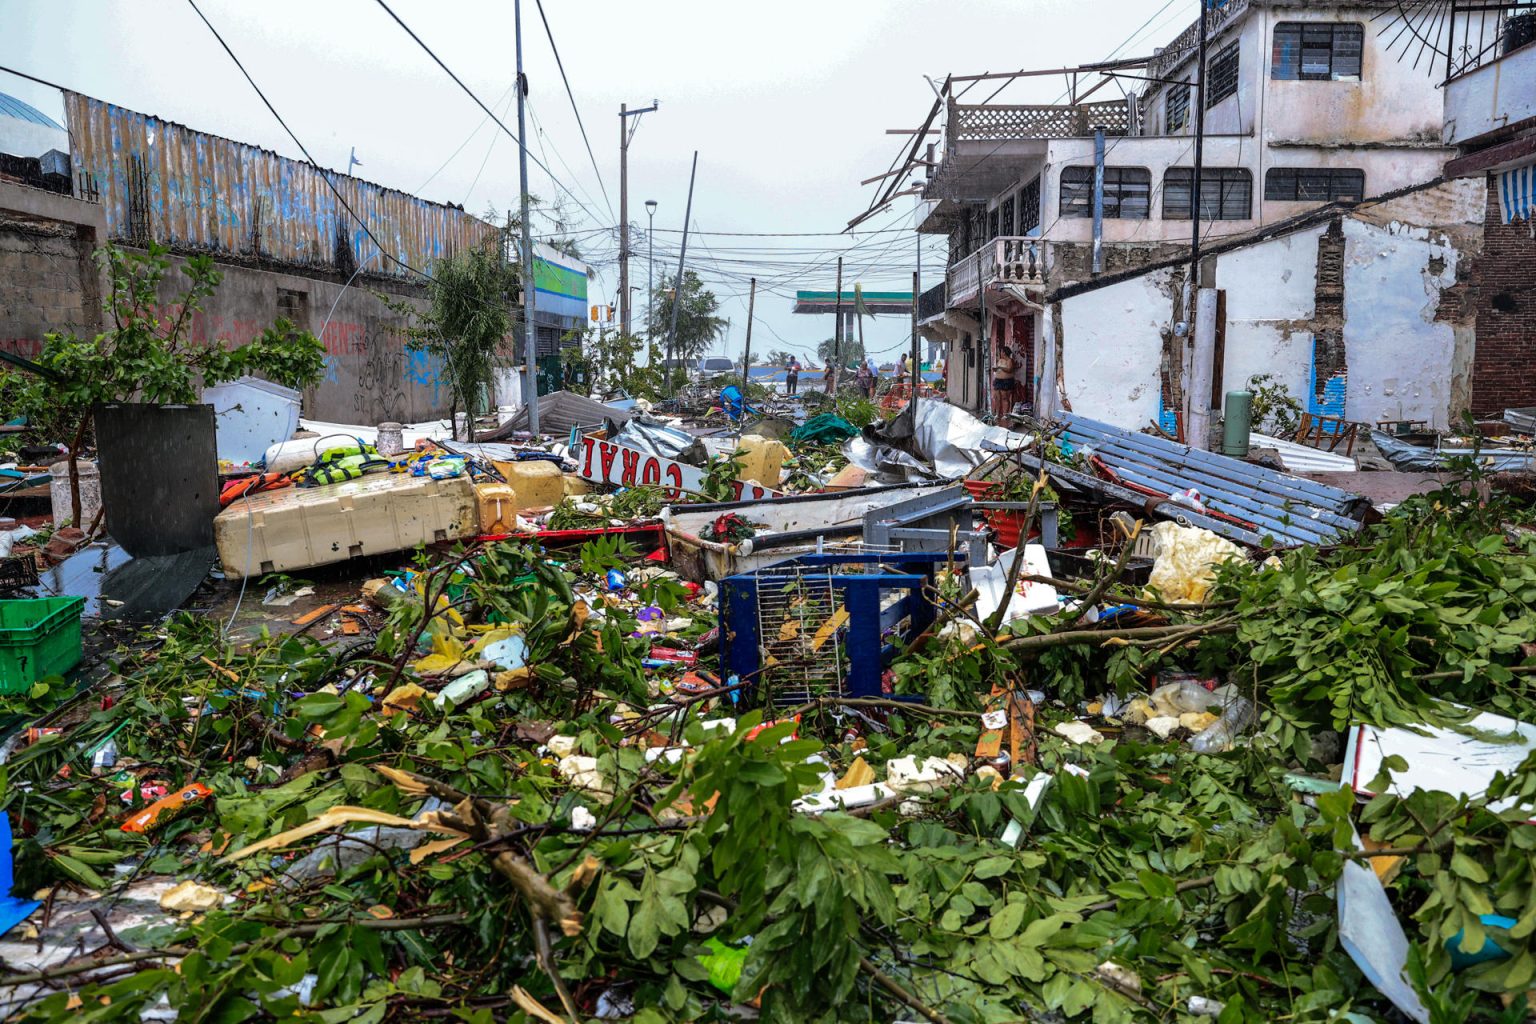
[1188,696,1256,753]
[1152,676,1216,716]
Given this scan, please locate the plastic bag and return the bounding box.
[1145,523,1244,604]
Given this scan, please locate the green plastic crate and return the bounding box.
[0,597,86,694]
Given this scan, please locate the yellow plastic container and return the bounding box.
[490,460,565,511]
[476,483,518,534]
[735,435,788,489]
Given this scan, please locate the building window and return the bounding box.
[1206,42,1240,107]
[1264,167,1366,202]
[1060,166,1152,220]
[1019,176,1042,234]
[1166,82,1191,133]
[277,288,308,324]
[1272,23,1363,81]
[988,207,1000,240]
[1163,168,1253,220]
[1000,195,1016,237]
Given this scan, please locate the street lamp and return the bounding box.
[645,200,658,346]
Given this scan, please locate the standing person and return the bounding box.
[855,359,872,400]
[785,356,800,396]
[993,344,1018,419]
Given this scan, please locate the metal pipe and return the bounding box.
[514,0,538,434]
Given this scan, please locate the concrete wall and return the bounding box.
[1444,44,1536,148]
[1213,224,1328,402]
[0,178,456,425]
[1048,180,1486,433]
[1057,268,1177,426]
[0,180,106,360]
[147,257,449,424]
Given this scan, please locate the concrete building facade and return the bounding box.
[904,0,1526,436]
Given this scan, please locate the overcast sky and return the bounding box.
[0,0,1198,364]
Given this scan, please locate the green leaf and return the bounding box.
[52,854,106,890]
[988,901,1026,940]
[1449,850,1490,883]
[973,855,1013,879]
[628,895,661,960]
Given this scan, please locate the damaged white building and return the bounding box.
[891,0,1536,439]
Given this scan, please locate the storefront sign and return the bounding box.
[577,436,782,503]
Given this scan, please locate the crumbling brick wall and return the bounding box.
[1470,178,1536,416]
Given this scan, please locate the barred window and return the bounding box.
[1264,167,1366,202]
[1166,82,1191,133]
[1163,168,1253,220]
[1272,23,1363,81]
[1060,166,1152,220]
[1000,195,1016,236]
[1207,42,1241,107]
[1018,176,1042,234]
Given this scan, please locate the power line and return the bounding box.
[371,0,606,230]
[532,0,614,220]
[185,0,425,279]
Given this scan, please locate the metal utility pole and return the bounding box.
[742,277,756,397]
[645,199,657,345]
[514,0,539,435]
[910,270,920,408]
[618,100,658,338]
[830,257,844,392]
[665,150,699,395]
[1191,0,1209,272]
[1187,0,1216,450]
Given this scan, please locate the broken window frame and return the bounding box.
[1263,167,1366,202]
[1166,82,1191,133]
[1206,42,1241,108]
[1162,168,1253,221]
[1059,166,1152,221]
[1271,22,1364,82]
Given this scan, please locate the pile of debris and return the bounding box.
[0,393,1534,1024]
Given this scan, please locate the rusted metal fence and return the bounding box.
[63,91,497,281]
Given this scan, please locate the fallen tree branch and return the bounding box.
[1002,621,1237,653]
[0,913,468,989]
[859,956,956,1024]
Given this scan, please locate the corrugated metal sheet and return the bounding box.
[1059,414,1368,548]
[63,91,497,281]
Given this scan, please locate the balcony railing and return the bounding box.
[1443,2,1536,81]
[949,99,1131,143]
[1149,0,1252,80]
[917,282,946,322]
[947,237,1046,308]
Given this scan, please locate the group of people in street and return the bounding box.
[767,341,1022,420]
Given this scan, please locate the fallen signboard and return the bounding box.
[577,434,783,503]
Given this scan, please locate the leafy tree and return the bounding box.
[578,329,664,400]
[0,243,325,526]
[646,271,727,372]
[817,335,866,369]
[762,349,797,367]
[394,234,519,442]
